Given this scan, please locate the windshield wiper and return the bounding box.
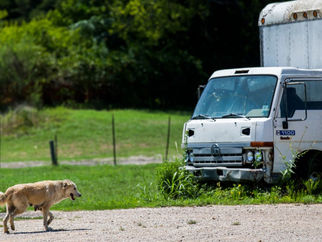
[192,114,212,120]
[221,113,250,120]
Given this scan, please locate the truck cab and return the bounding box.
[183,67,322,183]
[182,0,322,183]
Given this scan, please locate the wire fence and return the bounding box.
[0,113,177,167]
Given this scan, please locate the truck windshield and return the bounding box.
[192,75,277,119]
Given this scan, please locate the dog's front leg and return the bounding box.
[42,208,50,231]
[47,211,54,226]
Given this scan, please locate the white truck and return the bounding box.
[182,0,322,183]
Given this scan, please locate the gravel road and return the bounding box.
[1,204,321,241]
[0,156,163,168]
[1,159,321,241]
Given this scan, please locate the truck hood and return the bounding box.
[183,118,273,144]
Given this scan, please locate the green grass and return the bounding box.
[1,107,321,211]
[1,107,190,162]
[0,164,161,212]
[0,164,321,213]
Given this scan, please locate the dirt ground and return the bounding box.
[1,159,321,241]
[0,204,321,241]
[0,156,163,168]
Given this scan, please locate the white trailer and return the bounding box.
[260,0,322,69]
[183,0,322,183]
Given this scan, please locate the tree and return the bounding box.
[0,0,284,109]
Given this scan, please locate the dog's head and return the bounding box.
[63,180,82,201]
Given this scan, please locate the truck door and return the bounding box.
[273,79,322,173]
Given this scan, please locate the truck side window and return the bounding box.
[280,87,304,118]
[280,80,322,118]
[305,80,322,109]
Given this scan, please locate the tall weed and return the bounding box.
[280,149,322,196]
[281,155,296,184]
[303,179,321,195]
[156,160,200,199]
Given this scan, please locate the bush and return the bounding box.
[156,160,200,199]
[1,105,42,135]
[0,36,50,108]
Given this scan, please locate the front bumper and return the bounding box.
[185,165,264,182]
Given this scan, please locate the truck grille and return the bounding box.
[188,143,246,167]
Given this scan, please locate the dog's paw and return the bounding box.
[10,225,15,230]
[45,226,53,232]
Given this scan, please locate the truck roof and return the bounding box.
[210,67,322,79]
[259,0,322,26]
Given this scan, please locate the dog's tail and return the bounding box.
[0,192,7,206]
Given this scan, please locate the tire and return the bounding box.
[293,150,322,182]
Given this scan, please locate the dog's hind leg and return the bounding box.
[9,213,15,231]
[9,206,25,231]
[9,209,18,231]
[3,211,9,234]
[3,204,16,233]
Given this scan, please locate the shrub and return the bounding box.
[1,105,42,135]
[1,105,64,136]
[156,160,200,199]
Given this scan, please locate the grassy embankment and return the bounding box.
[0,107,321,212]
[1,107,190,162]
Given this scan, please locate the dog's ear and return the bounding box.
[63,181,69,188]
[63,179,72,188]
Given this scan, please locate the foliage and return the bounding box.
[280,149,322,195]
[1,105,44,136]
[156,160,201,199]
[281,156,296,184]
[0,0,282,110]
[229,184,246,200]
[0,29,50,108]
[303,179,321,195]
[0,164,321,213]
[154,155,321,203]
[0,0,58,21]
[0,17,111,109]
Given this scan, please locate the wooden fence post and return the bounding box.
[164,116,171,162]
[112,114,117,166]
[49,140,58,166]
[0,118,2,168]
[55,134,58,163]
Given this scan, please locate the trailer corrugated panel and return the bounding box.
[259,0,322,69]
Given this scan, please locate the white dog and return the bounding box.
[0,180,81,233]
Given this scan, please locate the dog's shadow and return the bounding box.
[12,228,90,235]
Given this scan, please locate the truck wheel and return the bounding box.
[293,150,322,181]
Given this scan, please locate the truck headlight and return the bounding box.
[254,151,263,162]
[246,151,254,163]
[185,151,193,163]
